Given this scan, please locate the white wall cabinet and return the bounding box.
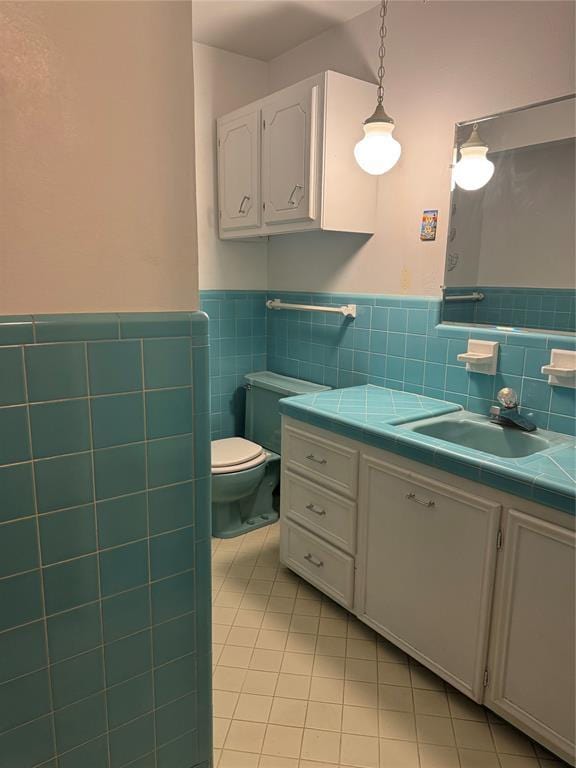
[280,416,576,765]
[217,109,261,232]
[357,456,501,701]
[485,509,575,763]
[217,71,378,238]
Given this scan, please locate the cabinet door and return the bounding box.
[357,457,501,701]
[217,109,260,232]
[262,81,319,225]
[486,509,575,763]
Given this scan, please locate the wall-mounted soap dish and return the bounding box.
[542,349,576,388]
[457,340,499,375]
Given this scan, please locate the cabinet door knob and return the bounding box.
[238,195,250,214]
[288,184,303,206]
[305,503,326,516]
[306,454,327,465]
[406,492,435,508]
[304,553,324,568]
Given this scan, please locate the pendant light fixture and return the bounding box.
[354,0,401,175]
[452,123,495,191]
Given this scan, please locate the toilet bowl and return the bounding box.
[211,372,330,539]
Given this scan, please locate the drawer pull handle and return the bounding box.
[305,503,326,516]
[406,492,435,508]
[304,553,324,568]
[306,454,327,465]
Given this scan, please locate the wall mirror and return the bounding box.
[442,94,575,335]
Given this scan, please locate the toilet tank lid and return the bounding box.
[244,371,331,396]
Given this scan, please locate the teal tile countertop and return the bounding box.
[279,385,576,515]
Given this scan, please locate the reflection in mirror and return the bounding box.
[442,94,575,335]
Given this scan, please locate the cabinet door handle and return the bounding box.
[238,195,250,214]
[406,492,435,508]
[305,454,327,466]
[305,503,326,516]
[288,184,303,206]
[304,553,324,568]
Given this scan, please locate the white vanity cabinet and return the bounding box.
[279,416,576,765]
[217,71,378,238]
[356,455,501,701]
[217,108,261,232]
[485,509,575,763]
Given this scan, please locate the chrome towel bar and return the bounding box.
[266,298,357,318]
[444,292,485,302]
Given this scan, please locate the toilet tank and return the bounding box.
[244,372,330,454]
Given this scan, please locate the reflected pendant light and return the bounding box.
[453,123,495,191]
[354,0,401,175]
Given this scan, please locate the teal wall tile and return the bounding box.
[91,392,145,448]
[0,518,38,577]
[0,715,55,768]
[154,652,196,707]
[146,387,193,438]
[148,481,194,535]
[0,668,51,732]
[107,672,153,728]
[43,555,99,615]
[47,602,102,663]
[0,311,210,767]
[109,713,155,768]
[0,316,34,346]
[155,692,196,746]
[51,647,104,708]
[102,586,150,643]
[54,692,107,754]
[144,338,191,388]
[0,621,46,684]
[25,343,87,402]
[94,443,146,499]
[35,452,93,514]
[0,462,35,523]
[105,629,152,686]
[0,347,26,405]
[35,314,119,343]
[150,526,195,580]
[100,540,148,596]
[0,570,43,631]
[30,399,91,458]
[0,406,30,464]
[153,612,196,667]
[97,492,148,549]
[88,340,142,395]
[39,504,97,565]
[148,434,193,487]
[157,729,198,768]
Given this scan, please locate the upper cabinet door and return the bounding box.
[217,109,260,231]
[262,81,319,225]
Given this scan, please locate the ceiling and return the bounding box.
[192,0,378,61]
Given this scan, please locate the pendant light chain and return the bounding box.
[377,0,389,106]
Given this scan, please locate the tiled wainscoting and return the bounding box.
[201,290,575,439]
[443,287,575,333]
[0,313,212,768]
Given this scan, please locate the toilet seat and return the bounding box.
[211,437,267,475]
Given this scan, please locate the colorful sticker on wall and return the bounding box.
[420,210,438,241]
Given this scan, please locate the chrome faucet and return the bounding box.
[489,388,537,432]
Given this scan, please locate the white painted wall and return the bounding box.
[0,1,199,314]
[193,42,269,290]
[266,0,575,296]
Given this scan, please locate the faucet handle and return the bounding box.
[497,387,518,409]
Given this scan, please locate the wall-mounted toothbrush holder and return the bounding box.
[457,340,499,375]
[541,349,576,388]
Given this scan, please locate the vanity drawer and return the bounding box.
[282,471,357,554]
[281,518,355,609]
[283,424,358,498]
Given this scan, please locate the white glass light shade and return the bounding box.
[453,144,494,191]
[354,121,401,175]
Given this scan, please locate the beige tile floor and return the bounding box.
[211,523,568,768]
